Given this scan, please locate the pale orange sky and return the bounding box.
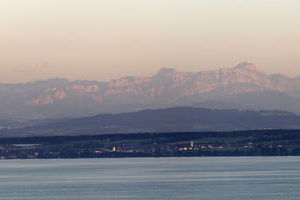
[0,0,300,83]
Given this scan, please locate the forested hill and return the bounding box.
[2,107,300,137]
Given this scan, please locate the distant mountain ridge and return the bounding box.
[0,62,300,119]
[2,107,300,137]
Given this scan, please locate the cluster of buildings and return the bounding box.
[178,141,225,151]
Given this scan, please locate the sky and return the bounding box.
[0,0,300,83]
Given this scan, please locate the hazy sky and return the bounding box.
[1,0,300,83]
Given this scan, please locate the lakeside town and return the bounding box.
[0,130,299,159]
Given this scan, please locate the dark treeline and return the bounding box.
[1,129,299,144]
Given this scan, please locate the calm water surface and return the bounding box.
[0,157,299,200]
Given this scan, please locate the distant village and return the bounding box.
[0,131,295,159]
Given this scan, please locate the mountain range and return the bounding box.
[1,62,300,119]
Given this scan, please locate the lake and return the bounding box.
[0,157,299,199]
